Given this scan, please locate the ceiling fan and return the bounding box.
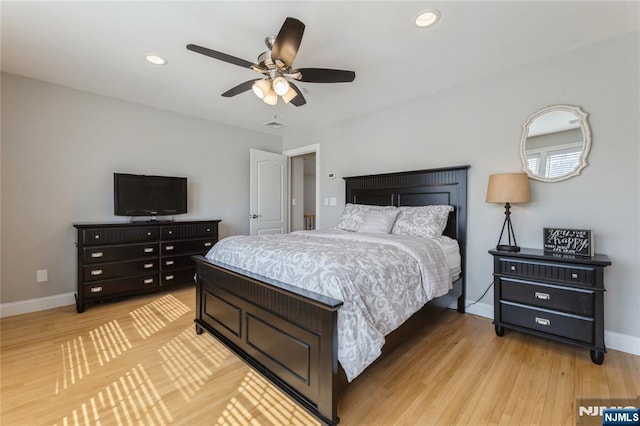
[186,17,356,107]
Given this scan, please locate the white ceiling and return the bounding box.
[2,1,638,137]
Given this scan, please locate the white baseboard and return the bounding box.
[459,301,640,356]
[0,292,75,318]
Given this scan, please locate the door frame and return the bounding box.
[282,144,321,230]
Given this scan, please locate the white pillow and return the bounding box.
[391,205,453,237]
[357,209,400,234]
[335,203,396,232]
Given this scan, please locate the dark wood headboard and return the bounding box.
[343,165,469,276]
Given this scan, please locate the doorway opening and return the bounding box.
[283,144,319,232]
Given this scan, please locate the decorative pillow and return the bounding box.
[391,205,453,237]
[357,209,400,234]
[335,203,396,232]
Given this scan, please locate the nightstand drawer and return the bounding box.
[501,302,594,344]
[500,278,594,316]
[497,258,595,286]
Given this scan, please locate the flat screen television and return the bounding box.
[114,173,187,217]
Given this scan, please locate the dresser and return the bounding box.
[74,220,220,313]
[489,248,611,364]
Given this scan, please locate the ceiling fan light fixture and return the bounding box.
[414,9,441,28]
[252,79,271,99]
[272,76,290,96]
[282,87,298,104]
[263,89,278,105]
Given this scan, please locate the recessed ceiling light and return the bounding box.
[145,54,167,65]
[414,9,441,28]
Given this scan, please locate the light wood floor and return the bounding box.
[1,287,638,426]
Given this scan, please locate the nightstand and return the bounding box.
[489,248,611,364]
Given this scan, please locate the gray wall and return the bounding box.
[1,73,282,303]
[283,32,640,339]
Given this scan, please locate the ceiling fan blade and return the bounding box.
[295,68,356,83]
[187,44,255,69]
[221,79,262,97]
[271,17,305,68]
[288,82,306,107]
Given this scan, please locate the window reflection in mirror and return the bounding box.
[520,105,591,182]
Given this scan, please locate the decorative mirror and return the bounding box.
[520,104,591,182]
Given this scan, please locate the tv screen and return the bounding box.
[114,173,187,217]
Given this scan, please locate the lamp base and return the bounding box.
[496,244,521,252]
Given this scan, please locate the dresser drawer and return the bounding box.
[82,243,158,264]
[160,268,196,286]
[497,258,595,286]
[162,223,217,240]
[83,275,159,299]
[83,259,158,281]
[80,227,159,246]
[160,254,196,270]
[501,302,594,344]
[500,278,594,316]
[162,239,215,255]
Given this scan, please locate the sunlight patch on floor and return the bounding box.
[55,335,91,394]
[216,370,319,426]
[130,293,190,338]
[159,327,230,401]
[54,364,173,426]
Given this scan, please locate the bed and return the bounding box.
[192,165,469,425]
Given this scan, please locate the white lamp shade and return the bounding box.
[272,76,290,96]
[252,79,271,99]
[263,89,278,105]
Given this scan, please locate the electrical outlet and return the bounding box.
[37,269,48,283]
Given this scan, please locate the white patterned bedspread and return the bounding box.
[205,229,453,381]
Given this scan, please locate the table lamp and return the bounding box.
[486,173,531,252]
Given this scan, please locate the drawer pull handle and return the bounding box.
[147,232,152,236]
[169,230,173,234]
[571,273,578,279]
[90,269,103,276]
[143,278,154,285]
[94,235,100,239]
[206,228,211,232]
[166,275,174,281]
[510,265,516,271]
[535,292,550,300]
[204,242,212,247]
[91,252,103,258]
[166,245,174,251]
[166,260,174,266]
[144,263,154,269]
[144,247,154,253]
[90,286,103,293]
[535,317,551,326]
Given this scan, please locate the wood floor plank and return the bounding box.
[1,286,638,425]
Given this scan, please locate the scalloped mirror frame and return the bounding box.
[520,104,592,182]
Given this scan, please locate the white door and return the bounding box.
[249,149,287,235]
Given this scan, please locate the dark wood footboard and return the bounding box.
[194,257,343,425]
